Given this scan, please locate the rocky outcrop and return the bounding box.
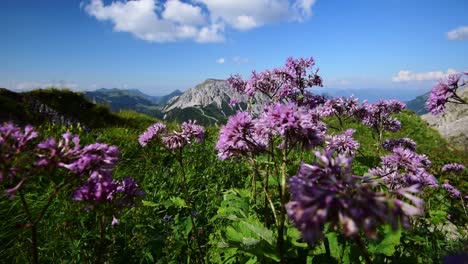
[421,87,468,151]
[163,79,248,112]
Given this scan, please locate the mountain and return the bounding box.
[162,79,251,125]
[421,87,468,151]
[83,88,181,119]
[405,92,430,115]
[0,88,121,128]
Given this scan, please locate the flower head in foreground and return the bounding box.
[286,151,423,244]
[426,73,467,115]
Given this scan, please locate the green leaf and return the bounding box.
[142,200,159,207]
[325,232,342,259]
[226,226,244,242]
[241,219,274,245]
[429,210,447,225]
[169,197,187,208]
[369,226,402,256]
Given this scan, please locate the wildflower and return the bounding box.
[359,100,406,132]
[138,123,167,147]
[286,151,423,244]
[426,73,467,115]
[441,183,461,198]
[227,57,322,103]
[441,163,465,174]
[111,215,119,226]
[369,147,436,189]
[382,138,417,152]
[325,129,360,156]
[216,111,265,160]
[254,102,326,150]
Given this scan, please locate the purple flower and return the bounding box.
[318,97,361,118]
[369,147,436,189]
[325,129,360,156]
[140,121,205,150]
[138,123,167,147]
[216,111,265,160]
[73,171,117,202]
[227,57,322,103]
[286,151,423,244]
[111,215,119,226]
[180,120,205,144]
[254,102,326,150]
[382,138,417,152]
[61,142,120,175]
[359,100,406,133]
[426,73,467,115]
[442,183,461,198]
[441,163,465,174]
[227,74,247,94]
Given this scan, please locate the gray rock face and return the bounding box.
[163,79,248,112]
[421,87,468,151]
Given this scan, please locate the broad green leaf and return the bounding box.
[325,232,342,259]
[369,226,402,256]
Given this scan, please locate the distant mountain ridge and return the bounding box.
[83,88,183,119]
[405,92,430,115]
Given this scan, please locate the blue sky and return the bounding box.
[1,0,467,97]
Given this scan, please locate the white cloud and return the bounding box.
[447,26,468,40]
[232,56,249,65]
[83,0,317,43]
[234,15,258,31]
[392,69,458,82]
[195,0,315,30]
[162,0,205,26]
[216,58,225,64]
[84,0,222,43]
[196,23,224,42]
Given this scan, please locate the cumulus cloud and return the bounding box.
[84,0,223,42]
[216,58,225,64]
[392,69,458,82]
[83,0,316,43]
[162,0,205,25]
[447,26,468,40]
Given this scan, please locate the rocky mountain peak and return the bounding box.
[163,79,247,112]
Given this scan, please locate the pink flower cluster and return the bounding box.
[139,120,205,150]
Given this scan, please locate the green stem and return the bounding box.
[19,191,38,264]
[278,149,287,264]
[177,152,205,264]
